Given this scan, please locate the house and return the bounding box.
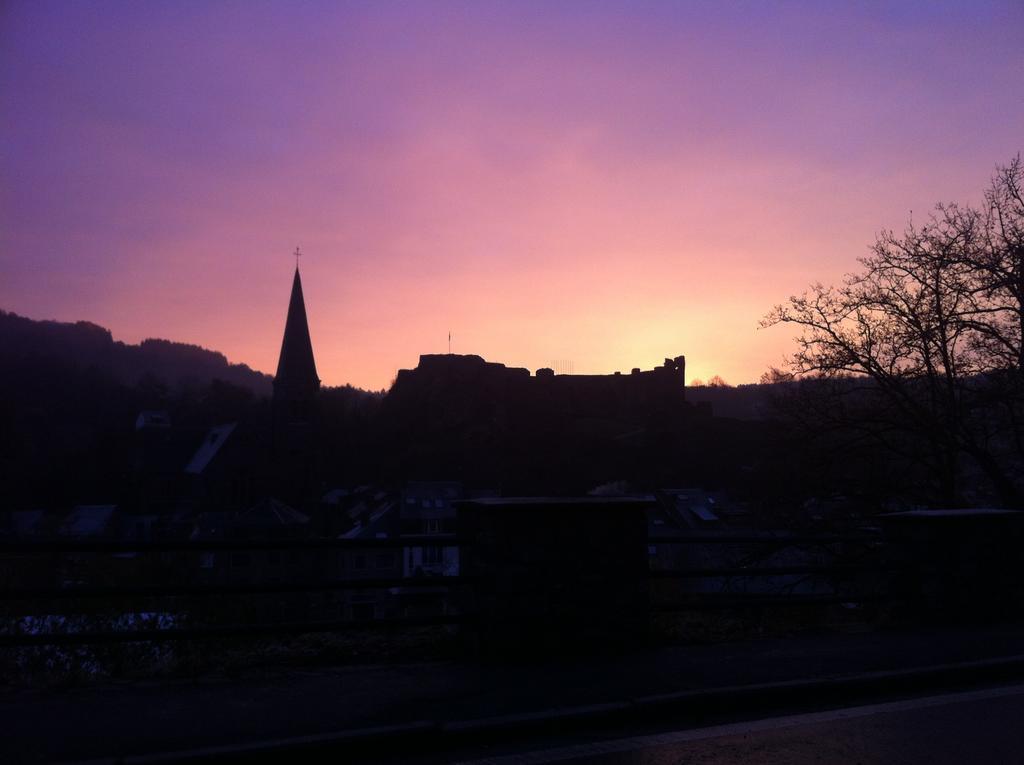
[400,481,465,578]
[135,410,171,431]
[2,509,45,539]
[60,505,117,538]
[181,422,267,514]
[192,497,312,587]
[337,496,402,620]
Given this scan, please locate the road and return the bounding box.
[454,684,1024,765]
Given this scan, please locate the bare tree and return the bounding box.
[763,157,1024,508]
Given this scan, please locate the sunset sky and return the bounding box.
[2,1,1022,390]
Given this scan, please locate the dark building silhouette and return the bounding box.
[388,352,687,421]
[273,267,320,455]
[380,353,696,491]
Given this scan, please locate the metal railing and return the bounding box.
[0,531,904,647]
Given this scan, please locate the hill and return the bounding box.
[0,310,272,396]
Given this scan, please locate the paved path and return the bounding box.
[3,625,1024,762]
[457,684,1024,765]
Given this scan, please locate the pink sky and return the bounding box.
[2,2,1022,389]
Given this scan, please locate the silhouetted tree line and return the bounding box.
[689,375,731,388]
[764,156,1024,508]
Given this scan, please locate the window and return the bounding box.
[375,553,394,569]
[353,553,367,570]
[231,552,250,567]
[424,546,443,565]
[425,519,442,534]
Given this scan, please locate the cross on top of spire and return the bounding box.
[294,246,302,270]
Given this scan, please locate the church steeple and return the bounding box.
[275,266,319,394]
[272,261,320,498]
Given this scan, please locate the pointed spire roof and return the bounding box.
[275,267,319,390]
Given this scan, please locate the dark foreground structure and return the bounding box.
[2,502,1024,763]
[459,497,652,654]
